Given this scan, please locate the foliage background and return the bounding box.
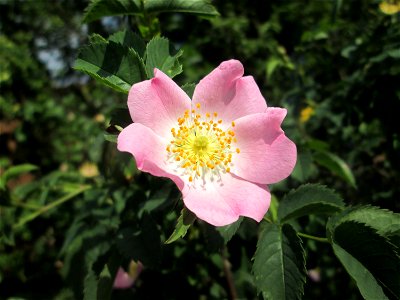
[1,0,399,299]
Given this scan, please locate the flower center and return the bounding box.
[166,103,240,183]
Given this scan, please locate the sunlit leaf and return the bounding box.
[253,223,306,300]
[74,41,146,93]
[145,36,183,78]
[278,184,345,223]
[109,30,146,57]
[165,207,196,244]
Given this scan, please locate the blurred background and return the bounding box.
[1,0,399,299]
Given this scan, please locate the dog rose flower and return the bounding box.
[118,60,296,226]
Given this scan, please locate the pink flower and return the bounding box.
[113,261,143,289]
[118,60,297,226]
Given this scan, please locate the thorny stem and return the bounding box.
[297,232,330,243]
[222,247,238,300]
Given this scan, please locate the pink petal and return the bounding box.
[128,69,191,137]
[117,123,184,190]
[192,60,267,122]
[113,268,134,289]
[183,173,270,226]
[232,108,297,184]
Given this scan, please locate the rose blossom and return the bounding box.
[118,60,296,226]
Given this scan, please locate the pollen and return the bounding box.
[166,103,240,182]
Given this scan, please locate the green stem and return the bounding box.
[263,216,273,223]
[13,185,91,229]
[297,232,330,243]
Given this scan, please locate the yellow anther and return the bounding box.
[166,108,242,182]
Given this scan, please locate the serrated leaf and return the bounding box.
[109,30,146,57]
[145,37,183,78]
[278,184,345,223]
[89,33,107,44]
[181,83,196,98]
[252,223,306,300]
[327,206,400,250]
[83,0,219,23]
[116,214,161,267]
[313,150,357,188]
[83,250,120,300]
[97,251,121,300]
[165,207,196,244]
[330,221,400,299]
[83,0,142,23]
[216,217,243,243]
[74,41,146,93]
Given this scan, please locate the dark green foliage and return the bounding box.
[253,223,307,300]
[329,221,400,299]
[1,0,400,299]
[83,0,219,23]
[278,184,345,223]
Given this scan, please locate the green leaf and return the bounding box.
[327,206,400,248]
[83,0,142,23]
[252,223,306,300]
[165,207,196,244]
[104,134,118,143]
[83,249,120,300]
[145,0,219,16]
[313,150,357,188]
[332,244,388,300]
[74,41,146,93]
[216,217,243,243]
[83,0,219,23]
[278,184,345,223]
[116,214,161,267]
[329,221,400,299]
[0,164,38,189]
[145,37,183,78]
[109,30,146,57]
[96,251,121,300]
[181,83,196,98]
